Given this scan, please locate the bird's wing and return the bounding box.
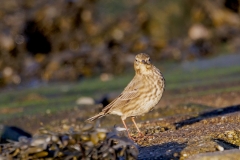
[102,75,141,113]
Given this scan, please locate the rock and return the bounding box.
[186,149,240,160]
[188,24,211,40]
[0,125,32,143]
[0,34,14,51]
[76,97,94,105]
[0,123,138,159]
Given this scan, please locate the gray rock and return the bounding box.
[186,149,240,160]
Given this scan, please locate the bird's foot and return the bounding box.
[129,131,145,141]
[137,132,144,137]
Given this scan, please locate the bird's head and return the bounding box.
[134,53,152,74]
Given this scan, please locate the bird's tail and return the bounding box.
[86,112,105,122]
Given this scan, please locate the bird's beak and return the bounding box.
[142,60,150,65]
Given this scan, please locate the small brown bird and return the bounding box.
[86,53,165,137]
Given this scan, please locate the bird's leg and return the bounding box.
[131,117,141,132]
[121,118,131,138]
[131,117,144,136]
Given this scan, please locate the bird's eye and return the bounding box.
[135,59,138,62]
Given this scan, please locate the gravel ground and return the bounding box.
[2,83,240,159]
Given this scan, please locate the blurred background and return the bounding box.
[0,0,240,88]
[1,1,240,157]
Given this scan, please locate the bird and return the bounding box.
[86,53,165,137]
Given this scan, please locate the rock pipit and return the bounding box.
[87,53,165,137]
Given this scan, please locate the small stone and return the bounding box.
[216,145,224,151]
[182,153,188,157]
[76,97,94,105]
[173,152,179,157]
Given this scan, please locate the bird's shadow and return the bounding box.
[175,105,240,129]
[138,142,186,160]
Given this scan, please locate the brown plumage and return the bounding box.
[86,53,165,137]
